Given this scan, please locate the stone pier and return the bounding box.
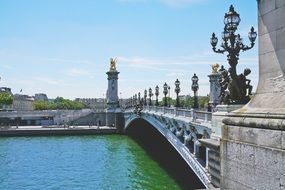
[105,59,125,132]
[220,1,285,189]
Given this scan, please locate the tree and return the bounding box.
[33,100,56,110]
[34,97,85,110]
[159,97,175,107]
[0,92,13,106]
[198,96,210,108]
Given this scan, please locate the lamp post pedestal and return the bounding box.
[208,72,221,107]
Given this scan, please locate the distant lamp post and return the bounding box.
[168,85,171,107]
[191,73,199,109]
[129,97,132,108]
[134,94,137,105]
[144,89,147,106]
[148,88,153,106]
[175,79,181,107]
[210,5,257,104]
[163,82,168,107]
[155,85,159,106]
[138,92,141,104]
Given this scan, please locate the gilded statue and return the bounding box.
[211,63,219,74]
[110,58,117,71]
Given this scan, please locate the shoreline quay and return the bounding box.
[0,126,118,137]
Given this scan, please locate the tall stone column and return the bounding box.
[220,1,285,189]
[106,58,124,132]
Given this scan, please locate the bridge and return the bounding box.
[124,106,215,189]
[0,1,283,189]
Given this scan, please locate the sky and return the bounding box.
[0,0,258,100]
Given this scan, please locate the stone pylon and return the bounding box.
[106,58,124,132]
[220,1,285,189]
[208,64,221,107]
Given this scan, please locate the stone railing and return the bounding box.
[143,106,212,123]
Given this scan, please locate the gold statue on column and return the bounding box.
[211,63,219,74]
[110,58,117,71]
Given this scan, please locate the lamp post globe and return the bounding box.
[155,85,159,106]
[175,79,181,107]
[224,5,241,32]
[163,82,168,107]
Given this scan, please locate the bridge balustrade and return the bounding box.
[143,106,212,123]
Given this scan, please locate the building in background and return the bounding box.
[13,94,34,111]
[75,98,106,112]
[34,93,48,101]
[0,87,12,94]
[178,95,191,102]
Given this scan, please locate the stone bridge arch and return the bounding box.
[124,113,212,189]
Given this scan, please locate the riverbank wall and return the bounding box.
[0,126,117,137]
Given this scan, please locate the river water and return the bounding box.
[0,135,181,190]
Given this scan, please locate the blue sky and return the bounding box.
[0,0,258,99]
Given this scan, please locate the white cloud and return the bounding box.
[66,68,90,77]
[1,64,13,69]
[48,58,92,65]
[33,77,65,86]
[117,54,258,72]
[166,72,184,77]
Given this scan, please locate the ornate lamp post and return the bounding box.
[148,88,153,106]
[134,94,137,105]
[163,82,168,107]
[174,79,181,107]
[191,73,199,109]
[144,89,147,106]
[168,85,171,107]
[138,92,141,104]
[131,96,134,108]
[155,85,159,106]
[210,5,257,104]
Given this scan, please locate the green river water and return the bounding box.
[0,135,182,190]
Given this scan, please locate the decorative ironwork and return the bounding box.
[144,89,147,106]
[210,5,257,104]
[175,79,181,107]
[155,85,159,106]
[191,73,199,108]
[163,82,168,107]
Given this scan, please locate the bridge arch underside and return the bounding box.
[125,118,205,190]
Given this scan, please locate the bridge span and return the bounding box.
[124,106,214,189]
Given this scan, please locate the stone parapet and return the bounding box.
[221,125,285,189]
[211,104,243,139]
